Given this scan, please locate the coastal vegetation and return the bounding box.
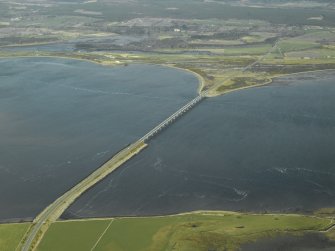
[1,0,335,250]
[1,35,335,97]
[1,211,333,251]
[1,0,335,97]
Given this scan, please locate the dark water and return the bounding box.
[0,43,75,52]
[0,57,198,222]
[66,71,335,218]
[0,35,145,52]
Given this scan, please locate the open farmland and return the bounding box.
[32,212,335,251]
[0,223,30,251]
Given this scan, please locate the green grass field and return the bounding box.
[285,48,335,58]
[165,44,272,56]
[278,39,320,53]
[219,44,272,56]
[0,223,30,251]
[35,212,332,251]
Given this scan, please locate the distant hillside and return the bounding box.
[221,0,333,2]
[211,0,334,5]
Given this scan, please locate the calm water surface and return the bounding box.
[0,57,199,222]
[67,71,335,218]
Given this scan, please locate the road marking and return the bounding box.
[90,219,114,251]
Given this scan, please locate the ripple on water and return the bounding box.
[66,70,335,218]
[0,57,199,222]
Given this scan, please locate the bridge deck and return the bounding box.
[139,94,205,142]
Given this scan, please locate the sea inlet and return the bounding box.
[0,57,199,222]
[66,70,335,218]
[1,57,334,221]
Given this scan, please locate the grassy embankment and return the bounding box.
[1,211,333,251]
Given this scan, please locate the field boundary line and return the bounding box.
[90,219,114,251]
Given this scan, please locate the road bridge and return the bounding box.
[19,39,278,251]
[19,94,205,251]
[139,94,205,142]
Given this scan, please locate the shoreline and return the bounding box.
[2,54,334,98]
[206,68,335,97]
[0,210,326,225]
[206,78,273,97]
[1,209,333,226]
[1,55,334,225]
[0,55,205,95]
[0,41,62,49]
[162,64,206,94]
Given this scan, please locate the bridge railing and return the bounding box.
[139,95,204,142]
